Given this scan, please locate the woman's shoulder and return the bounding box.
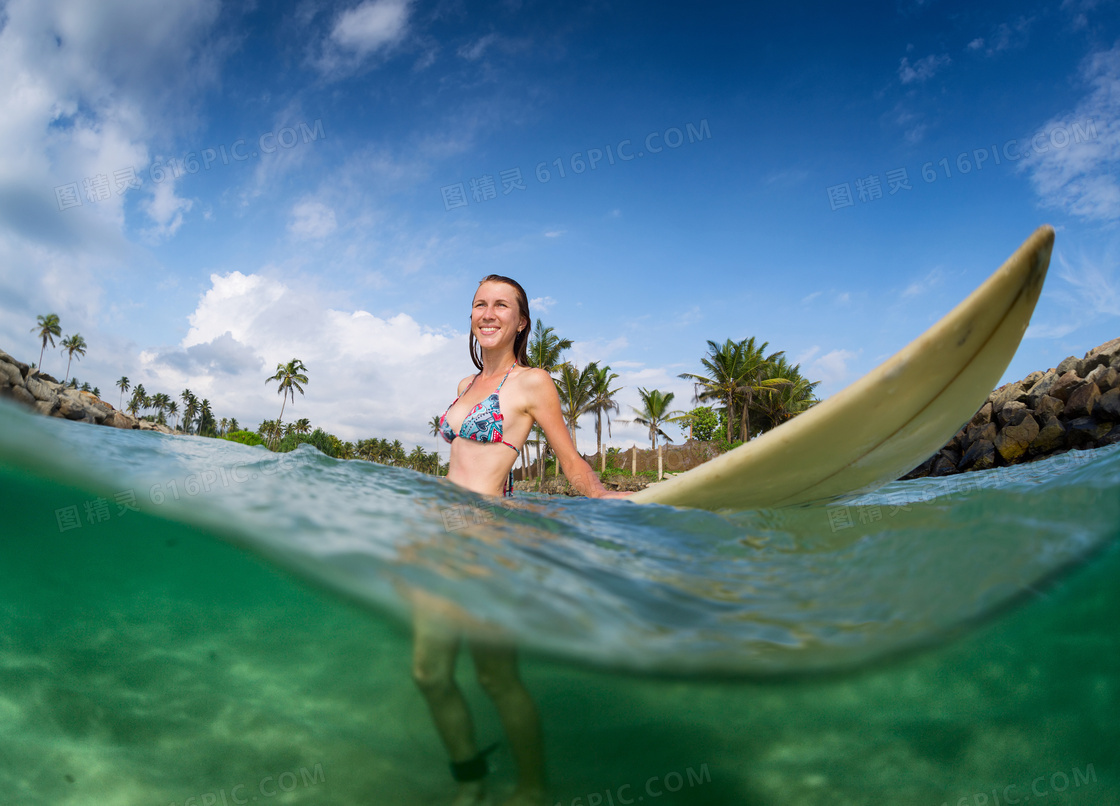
[511,365,559,401]
[513,365,551,387]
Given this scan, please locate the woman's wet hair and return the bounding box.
[470,274,531,370]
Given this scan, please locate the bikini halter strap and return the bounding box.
[493,362,516,392]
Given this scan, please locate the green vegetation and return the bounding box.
[265,358,309,449]
[222,430,265,447]
[679,337,819,442]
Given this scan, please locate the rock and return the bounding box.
[34,371,61,384]
[1030,416,1067,455]
[1066,417,1108,449]
[966,421,997,448]
[104,411,138,429]
[997,400,1030,427]
[1085,363,1111,388]
[995,414,1040,463]
[1049,371,1083,403]
[57,396,89,421]
[900,455,935,480]
[961,439,997,471]
[991,380,1027,412]
[0,360,23,387]
[1101,425,1120,447]
[1025,369,1059,405]
[969,401,993,427]
[1083,337,1120,366]
[1064,382,1100,418]
[1021,370,1044,387]
[1097,367,1119,392]
[24,374,59,402]
[930,454,957,476]
[1098,388,1120,420]
[0,384,36,408]
[1056,355,1083,376]
[1035,394,1065,419]
[0,351,29,378]
[34,398,61,416]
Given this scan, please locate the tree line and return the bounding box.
[29,311,820,480]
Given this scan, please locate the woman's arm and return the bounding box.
[523,368,631,500]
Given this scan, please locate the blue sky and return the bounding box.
[1,0,1118,455]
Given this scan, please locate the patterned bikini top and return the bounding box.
[438,363,521,452]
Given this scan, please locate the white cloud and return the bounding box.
[1022,43,1120,221]
[1026,249,1120,341]
[141,173,193,241]
[0,0,226,359]
[288,200,337,239]
[143,271,465,445]
[317,0,412,74]
[901,267,943,298]
[543,230,566,238]
[898,53,951,84]
[987,17,1034,54]
[806,348,859,394]
[458,33,500,61]
[530,295,556,314]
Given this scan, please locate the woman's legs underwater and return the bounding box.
[412,612,487,805]
[469,640,546,806]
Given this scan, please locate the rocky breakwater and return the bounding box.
[904,337,1120,479]
[0,348,172,433]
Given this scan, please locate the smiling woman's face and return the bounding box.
[472,281,526,347]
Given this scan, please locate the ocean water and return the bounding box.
[1,398,1118,806]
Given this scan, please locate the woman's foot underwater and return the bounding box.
[450,780,488,806]
[498,785,546,806]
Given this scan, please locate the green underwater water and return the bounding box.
[1,399,1118,805]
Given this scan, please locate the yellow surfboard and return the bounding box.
[630,225,1055,511]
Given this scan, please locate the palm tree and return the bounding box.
[31,314,62,375]
[129,383,147,419]
[679,339,747,443]
[554,362,596,453]
[679,337,786,442]
[228,417,239,433]
[151,392,170,424]
[752,356,820,433]
[180,390,197,433]
[732,337,789,441]
[265,359,309,448]
[627,388,681,450]
[167,400,179,431]
[527,319,571,475]
[199,399,214,436]
[58,334,87,385]
[586,363,622,471]
[429,415,443,476]
[294,418,312,435]
[117,376,130,409]
[526,319,572,372]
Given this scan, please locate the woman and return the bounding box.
[413,274,629,806]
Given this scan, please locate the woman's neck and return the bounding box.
[478,346,516,376]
